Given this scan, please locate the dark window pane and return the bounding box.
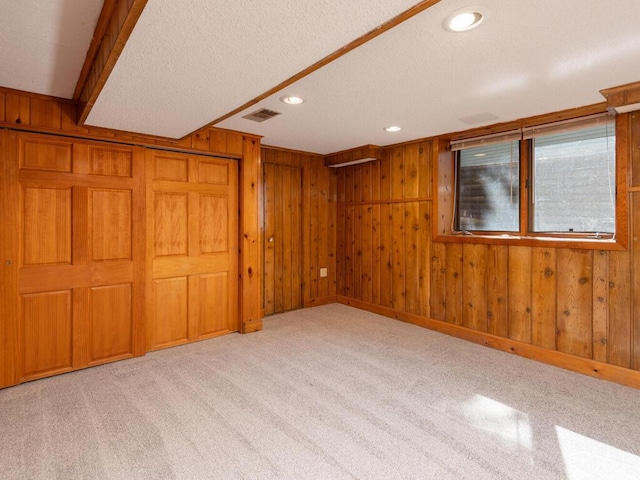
[457,141,520,232]
[533,124,615,233]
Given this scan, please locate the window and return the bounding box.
[451,114,618,242]
[531,123,616,234]
[457,141,520,232]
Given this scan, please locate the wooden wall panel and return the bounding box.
[531,248,557,349]
[404,203,420,314]
[556,249,593,358]
[592,250,609,363]
[507,246,532,343]
[361,206,373,304]
[633,193,640,371]
[30,98,62,130]
[379,203,393,309]
[391,203,405,311]
[418,202,431,318]
[6,93,30,125]
[0,92,5,122]
[608,250,631,367]
[352,205,363,301]
[444,243,463,325]
[462,244,487,332]
[430,242,446,321]
[631,113,640,187]
[486,245,508,337]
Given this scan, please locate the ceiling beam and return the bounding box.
[75,0,148,126]
[72,0,118,102]
[180,0,443,141]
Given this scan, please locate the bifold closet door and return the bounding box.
[146,150,239,351]
[263,163,303,315]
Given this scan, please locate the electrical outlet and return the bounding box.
[319,268,328,278]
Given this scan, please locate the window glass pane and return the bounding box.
[457,141,520,232]
[533,123,615,233]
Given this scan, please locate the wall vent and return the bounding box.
[242,108,282,122]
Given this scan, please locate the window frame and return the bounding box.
[434,108,629,251]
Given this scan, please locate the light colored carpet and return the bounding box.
[1,304,639,480]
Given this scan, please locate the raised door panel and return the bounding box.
[197,273,230,338]
[198,160,228,185]
[153,277,189,348]
[23,187,72,266]
[20,137,72,172]
[88,284,133,364]
[21,290,72,380]
[87,145,132,177]
[91,189,132,261]
[153,153,188,181]
[154,193,188,256]
[200,194,228,254]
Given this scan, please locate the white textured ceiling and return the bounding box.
[85,0,421,138]
[0,0,103,99]
[2,0,640,154]
[218,0,640,153]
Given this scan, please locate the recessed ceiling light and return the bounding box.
[384,126,402,132]
[444,6,488,32]
[280,95,304,105]
[474,153,486,157]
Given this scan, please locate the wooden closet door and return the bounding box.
[146,150,238,351]
[6,132,145,385]
[263,163,303,315]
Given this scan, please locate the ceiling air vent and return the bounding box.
[242,108,282,122]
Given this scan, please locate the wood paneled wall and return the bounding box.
[261,147,337,309]
[335,115,640,388]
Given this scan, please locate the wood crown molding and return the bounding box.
[601,80,640,113]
